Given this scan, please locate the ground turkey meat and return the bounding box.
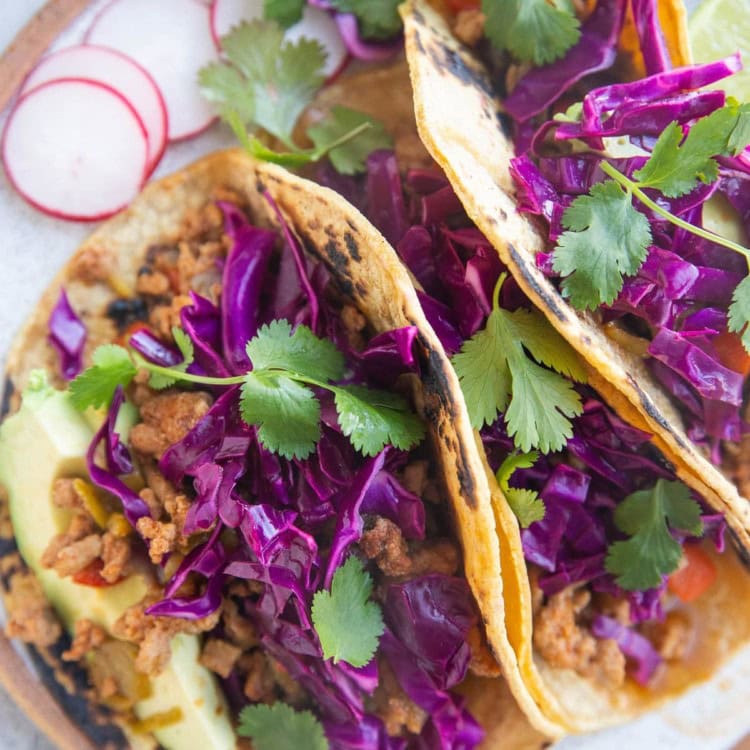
[113,596,221,676]
[130,391,212,459]
[533,586,626,687]
[4,571,61,646]
[360,518,460,579]
[136,517,177,565]
[62,619,107,662]
[199,638,241,679]
[373,660,427,736]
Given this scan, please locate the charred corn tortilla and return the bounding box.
[398,0,750,735]
[0,148,546,749]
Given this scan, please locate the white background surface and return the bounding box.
[0,1,748,749]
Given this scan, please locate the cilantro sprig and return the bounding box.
[238,703,329,750]
[553,100,750,350]
[483,0,581,66]
[264,0,304,29]
[328,0,402,40]
[496,451,545,528]
[69,321,424,460]
[311,556,384,667]
[452,273,587,453]
[199,21,392,174]
[605,479,703,591]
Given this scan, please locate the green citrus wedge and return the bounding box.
[689,0,750,102]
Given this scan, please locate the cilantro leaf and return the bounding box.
[241,371,321,459]
[311,556,384,667]
[149,327,195,390]
[327,0,401,40]
[308,106,393,175]
[728,275,750,354]
[333,385,425,456]
[635,103,750,197]
[728,103,750,156]
[69,345,136,410]
[482,0,581,66]
[496,451,545,527]
[605,479,703,591]
[452,290,584,452]
[238,703,328,750]
[554,180,652,310]
[246,321,346,382]
[198,63,255,124]
[264,0,304,28]
[216,21,326,145]
[505,356,581,453]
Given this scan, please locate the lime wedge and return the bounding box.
[689,0,750,102]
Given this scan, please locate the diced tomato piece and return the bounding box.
[72,559,120,588]
[713,331,750,377]
[668,544,717,603]
[445,0,481,11]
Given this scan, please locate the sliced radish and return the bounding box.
[211,0,349,79]
[21,45,168,174]
[86,0,218,141]
[2,79,149,221]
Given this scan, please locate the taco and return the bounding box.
[288,55,750,736]
[396,0,750,555]
[0,148,548,750]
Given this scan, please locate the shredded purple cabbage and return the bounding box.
[134,200,481,748]
[591,615,662,684]
[86,387,150,529]
[48,289,86,380]
[504,0,627,123]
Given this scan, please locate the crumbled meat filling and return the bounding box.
[136,517,177,565]
[361,517,460,579]
[99,531,132,583]
[241,651,277,703]
[4,571,62,646]
[199,638,242,679]
[642,611,692,662]
[113,596,221,676]
[533,586,626,688]
[69,246,114,284]
[130,391,212,459]
[372,660,427,736]
[149,295,193,339]
[47,534,102,578]
[62,618,107,662]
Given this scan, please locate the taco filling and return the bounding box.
[411,1,750,519]
[0,176,506,749]
[315,146,744,701]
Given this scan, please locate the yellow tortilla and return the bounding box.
[2,149,546,749]
[400,0,750,735]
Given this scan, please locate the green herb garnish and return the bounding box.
[483,0,581,66]
[264,0,304,29]
[328,0,402,40]
[554,100,750,351]
[605,479,703,591]
[238,703,329,750]
[311,556,385,667]
[69,321,424,460]
[496,450,545,527]
[199,21,392,174]
[452,273,586,452]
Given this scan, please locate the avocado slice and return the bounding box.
[0,372,235,750]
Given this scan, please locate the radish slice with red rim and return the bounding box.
[21,45,168,174]
[211,0,348,79]
[87,0,218,141]
[2,79,149,221]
